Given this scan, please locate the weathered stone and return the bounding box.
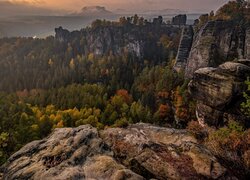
[196,101,224,127]
[101,123,229,179]
[189,67,235,108]
[3,123,235,179]
[238,58,250,66]
[189,60,250,127]
[218,61,250,78]
[185,20,250,78]
[245,26,250,59]
[172,14,187,26]
[55,25,181,59]
[2,125,143,180]
[174,25,194,71]
[185,20,234,78]
[55,27,70,42]
[83,155,144,180]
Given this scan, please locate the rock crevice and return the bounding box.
[2,123,234,179]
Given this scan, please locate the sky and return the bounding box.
[2,0,230,12]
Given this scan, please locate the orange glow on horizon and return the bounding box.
[4,0,231,12]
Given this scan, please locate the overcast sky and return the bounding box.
[1,0,230,14]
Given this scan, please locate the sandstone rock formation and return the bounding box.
[172,14,187,26]
[174,25,194,71]
[55,27,70,42]
[101,123,229,179]
[55,25,181,60]
[189,60,250,127]
[186,20,241,78]
[2,123,234,179]
[245,25,250,59]
[175,19,250,78]
[2,125,143,180]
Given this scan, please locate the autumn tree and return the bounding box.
[241,78,250,117]
[116,89,133,104]
[215,1,245,21]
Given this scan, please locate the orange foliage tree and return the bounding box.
[116,89,133,104]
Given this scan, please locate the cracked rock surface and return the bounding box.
[2,123,233,179]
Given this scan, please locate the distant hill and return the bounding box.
[0,5,118,38]
[143,9,187,15]
[113,8,187,16]
[70,6,114,16]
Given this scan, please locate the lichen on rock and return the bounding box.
[2,123,234,179]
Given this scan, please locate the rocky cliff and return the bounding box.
[174,25,194,71]
[175,20,250,78]
[189,59,250,127]
[2,123,235,179]
[55,22,181,60]
[172,14,187,26]
[245,25,250,59]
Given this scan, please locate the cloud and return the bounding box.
[9,0,45,5]
[0,0,230,16]
[0,1,66,17]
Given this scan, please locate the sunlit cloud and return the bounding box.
[8,0,45,5]
[1,0,230,12]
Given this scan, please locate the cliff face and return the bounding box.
[2,124,234,179]
[174,25,194,71]
[175,20,250,78]
[245,25,250,59]
[172,14,187,26]
[173,18,250,127]
[189,59,250,127]
[55,24,181,60]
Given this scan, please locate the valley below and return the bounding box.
[0,14,200,38]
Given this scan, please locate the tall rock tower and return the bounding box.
[174,26,194,71]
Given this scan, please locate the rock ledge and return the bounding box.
[2,123,233,179]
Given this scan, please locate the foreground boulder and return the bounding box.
[2,123,233,179]
[2,125,143,180]
[101,123,229,179]
[189,60,250,127]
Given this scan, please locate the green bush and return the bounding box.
[0,132,9,164]
[241,78,250,117]
[206,121,250,173]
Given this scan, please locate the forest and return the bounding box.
[0,15,196,164]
